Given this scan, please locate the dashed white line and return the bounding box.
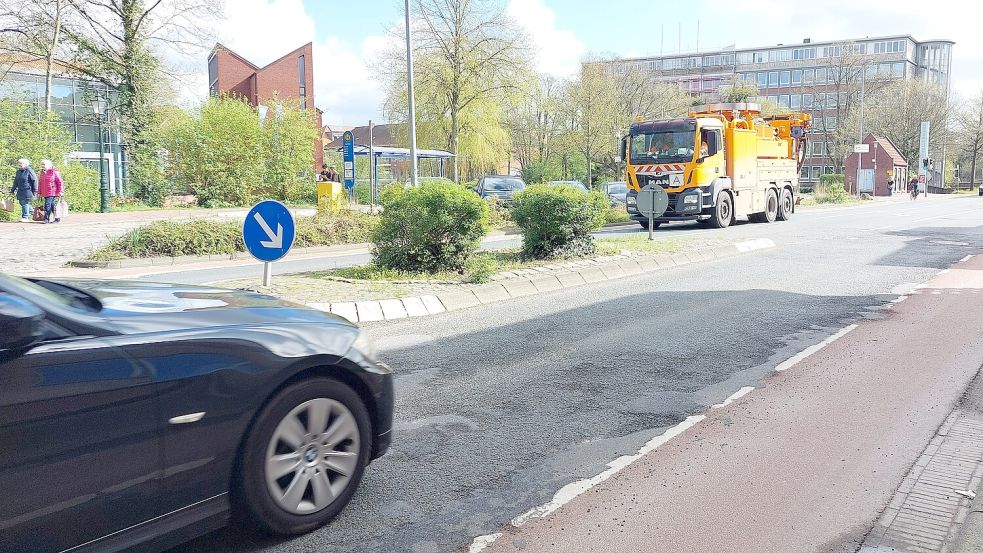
[774,324,859,372]
[468,415,707,552]
[712,386,756,409]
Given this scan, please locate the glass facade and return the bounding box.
[0,70,126,194]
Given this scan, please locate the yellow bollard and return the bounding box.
[316,181,346,213]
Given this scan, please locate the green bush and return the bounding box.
[93,219,243,259]
[373,181,489,272]
[60,163,101,213]
[815,181,850,204]
[604,205,630,224]
[295,211,379,247]
[511,184,608,259]
[87,212,379,260]
[486,197,512,229]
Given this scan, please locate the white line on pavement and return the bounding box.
[961,255,975,263]
[774,324,859,372]
[712,386,756,409]
[468,415,708,552]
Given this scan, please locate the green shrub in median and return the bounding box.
[86,211,379,260]
[511,184,608,259]
[373,181,489,272]
[60,163,101,213]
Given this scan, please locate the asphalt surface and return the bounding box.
[176,195,983,553]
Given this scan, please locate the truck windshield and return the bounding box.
[630,131,695,164]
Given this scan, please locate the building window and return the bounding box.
[768,95,779,104]
[298,55,307,110]
[779,94,790,108]
[793,47,815,60]
[792,69,802,85]
[803,93,813,109]
[758,72,767,88]
[825,116,837,130]
[822,46,841,58]
[812,167,822,179]
[753,52,765,63]
[737,52,753,65]
[208,54,218,97]
[790,94,801,110]
[893,62,905,77]
[768,71,779,87]
[803,68,814,84]
[816,68,827,84]
[780,71,790,86]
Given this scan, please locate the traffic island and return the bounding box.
[212,238,777,323]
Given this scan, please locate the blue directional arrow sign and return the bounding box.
[243,200,296,263]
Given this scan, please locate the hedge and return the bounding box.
[511,184,608,259]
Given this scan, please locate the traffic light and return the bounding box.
[922,158,930,170]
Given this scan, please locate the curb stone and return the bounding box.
[307,239,777,323]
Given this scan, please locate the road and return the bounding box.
[176,195,983,553]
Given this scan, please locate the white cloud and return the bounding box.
[507,0,585,77]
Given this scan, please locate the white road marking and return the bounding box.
[712,386,756,409]
[891,296,908,304]
[774,325,859,372]
[735,238,777,253]
[962,255,975,263]
[469,415,707,552]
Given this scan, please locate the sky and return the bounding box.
[192,0,983,125]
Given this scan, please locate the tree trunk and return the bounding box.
[43,0,63,114]
[586,156,592,189]
[451,107,460,183]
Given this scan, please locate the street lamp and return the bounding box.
[90,95,110,213]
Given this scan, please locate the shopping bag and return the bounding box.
[55,198,68,219]
[32,205,45,221]
[0,196,12,212]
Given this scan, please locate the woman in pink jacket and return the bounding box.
[38,159,64,223]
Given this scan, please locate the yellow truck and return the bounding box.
[624,103,811,229]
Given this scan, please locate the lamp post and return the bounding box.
[90,96,110,213]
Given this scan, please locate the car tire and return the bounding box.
[763,189,778,223]
[777,187,794,221]
[708,192,733,229]
[637,220,661,229]
[235,377,373,536]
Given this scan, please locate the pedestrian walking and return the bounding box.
[9,159,38,223]
[908,177,919,200]
[886,180,893,196]
[38,159,64,223]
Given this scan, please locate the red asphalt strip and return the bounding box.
[481,255,983,553]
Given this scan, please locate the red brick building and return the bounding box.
[844,134,909,196]
[207,42,323,170]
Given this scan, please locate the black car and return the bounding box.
[475,175,526,203]
[0,275,393,553]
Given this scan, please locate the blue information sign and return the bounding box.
[342,130,356,190]
[243,200,296,263]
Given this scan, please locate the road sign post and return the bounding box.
[636,184,669,241]
[243,200,296,287]
[343,131,356,205]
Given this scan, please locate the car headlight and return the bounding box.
[627,196,637,205]
[683,194,699,205]
[351,331,378,361]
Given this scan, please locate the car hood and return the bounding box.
[54,279,355,334]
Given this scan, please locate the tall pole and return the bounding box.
[97,112,109,213]
[368,119,375,213]
[856,65,866,197]
[404,0,419,188]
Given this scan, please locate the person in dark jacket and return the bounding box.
[10,159,38,223]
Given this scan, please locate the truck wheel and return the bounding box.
[763,189,778,223]
[637,220,661,230]
[777,188,794,221]
[708,192,732,229]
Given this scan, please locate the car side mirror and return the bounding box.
[0,294,45,353]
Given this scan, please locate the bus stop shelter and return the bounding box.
[337,144,455,182]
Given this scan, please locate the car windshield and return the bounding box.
[630,131,696,164]
[547,181,587,191]
[483,178,524,191]
[605,183,628,194]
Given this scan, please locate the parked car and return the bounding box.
[474,175,526,204]
[0,275,394,553]
[545,180,588,192]
[600,181,629,206]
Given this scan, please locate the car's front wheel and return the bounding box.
[236,378,372,535]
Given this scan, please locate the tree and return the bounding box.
[955,92,983,185]
[56,0,220,203]
[563,61,620,188]
[854,79,949,172]
[380,0,528,182]
[0,0,66,113]
[506,74,564,172]
[807,42,889,171]
[718,78,760,104]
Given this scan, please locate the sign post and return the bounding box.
[243,200,296,287]
[918,121,930,194]
[635,184,669,241]
[343,131,356,205]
